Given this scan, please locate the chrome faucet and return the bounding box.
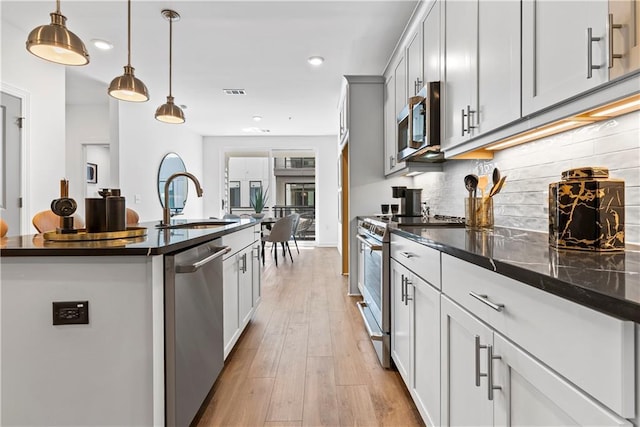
[162,172,204,226]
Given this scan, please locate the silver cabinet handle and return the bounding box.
[587,27,602,78]
[608,14,623,68]
[400,251,415,259]
[400,274,406,302]
[404,278,413,306]
[469,291,505,312]
[240,252,248,273]
[461,108,467,136]
[253,246,261,261]
[467,105,477,132]
[475,335,488,387]
[487,345,502,400]
[175,246,231,273]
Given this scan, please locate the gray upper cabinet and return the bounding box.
[609,0,640,79]
[384,75,405,175]
[394,55,408,117]
[522,0,609,116]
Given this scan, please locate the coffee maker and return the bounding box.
[392,186,423,217]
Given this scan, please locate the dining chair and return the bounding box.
[289,213,301,254]
[32,210,85,233]
[0,218,8,237]
[126,208,140,225]
[261,214,295,267]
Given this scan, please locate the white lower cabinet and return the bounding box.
[222,226,261,359]
[440,296,631,427]
[441,296,493,427]
[391,258,440,427]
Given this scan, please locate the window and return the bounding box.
[229,181,241,208]
[249,181,262,205]
[285,183,315,206]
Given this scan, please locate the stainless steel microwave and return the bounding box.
[397,82,441,162]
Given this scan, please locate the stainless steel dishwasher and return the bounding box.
[164,239,230,427]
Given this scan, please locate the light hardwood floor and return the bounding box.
[196,247,424,427]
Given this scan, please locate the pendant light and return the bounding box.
[108,0,149,102]
[155,9,185,124]
[25,0,89,66]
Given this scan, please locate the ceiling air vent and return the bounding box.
[223,89,246,95]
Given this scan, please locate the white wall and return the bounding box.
[66,103,110,217]
[203,136,338,247]
[228,157,270,207]
[1,20,66,234]
[117,101,204,223]
[413,111,640,243]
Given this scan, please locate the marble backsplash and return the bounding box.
[414,111,640,244]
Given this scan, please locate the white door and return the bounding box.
[441,296,493,427]
[391,259,411,384]
[609,0,640,79]
[422,0,441,84]
[1,91,22,235]
[407,29,423,96]
[411,275,441,427]
[522,0,609,115]
[493,333,631,427]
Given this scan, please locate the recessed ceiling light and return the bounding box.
[91,39,113,50]
[252,115,262,122]
[307,56,324,66]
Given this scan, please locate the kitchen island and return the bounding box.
[0,219,260,427]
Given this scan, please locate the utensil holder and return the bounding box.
[465,197,494,229]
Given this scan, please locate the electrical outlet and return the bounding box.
[52,301,89,325]
[134,194,141,204]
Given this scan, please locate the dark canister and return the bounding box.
[549,167,625,251]
[85,198,107,233]
[106,189,126,232]
[392,186,407,198]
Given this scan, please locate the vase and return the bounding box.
[251,213,265,219]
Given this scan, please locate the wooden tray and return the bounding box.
[43,226,147,242]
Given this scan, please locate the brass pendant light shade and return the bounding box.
[156,96,185,124]
[155,9,185,124]
[109,0,149,102]
[109,65,149,102]
[25,1,90,66]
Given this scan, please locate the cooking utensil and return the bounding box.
[478,175,489,198]
[490,168,501,193]
[464,174,479,199]
[489,175,507,197]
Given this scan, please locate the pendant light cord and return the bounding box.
[127,0,132,67]
[55,0,61,14]
[169,14,173,97]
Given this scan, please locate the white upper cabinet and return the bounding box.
[407,29,423,96]
[443,0,521,152]
[522,0,609,115]
[443,0,478,151]
[384,75,405,175]
[477,0,521,135]
[394,55,408,117]
[422,0,441,84]
[609,0,640,79]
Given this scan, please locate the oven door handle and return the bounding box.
[356,234,382,252]
[356,301,384,341]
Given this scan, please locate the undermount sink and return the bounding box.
[156,220,235,230]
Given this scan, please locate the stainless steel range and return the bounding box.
[356,215,465,368]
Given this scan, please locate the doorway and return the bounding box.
[1,91,23,236]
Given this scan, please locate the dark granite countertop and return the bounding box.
[0,219,257,257]
[391,226,640,323]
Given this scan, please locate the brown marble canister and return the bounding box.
[549,167,625,251]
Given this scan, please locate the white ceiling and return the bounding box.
[2,0,418,136]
